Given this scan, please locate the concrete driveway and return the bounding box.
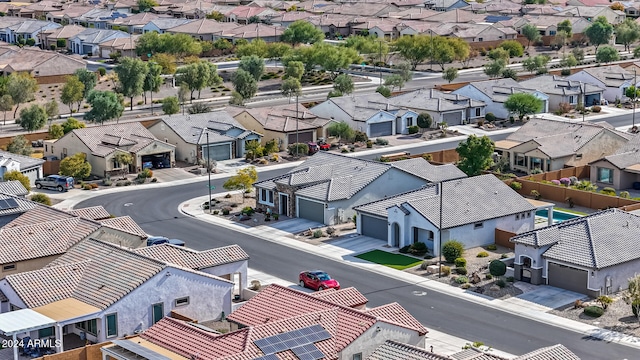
[152,168,198,183]
[504,283,588,312]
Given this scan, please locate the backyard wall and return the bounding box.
[381,149,460,164]
[35,342,108,360]
[495,228,516,250]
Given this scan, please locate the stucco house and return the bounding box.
[387,89,486,126]
[452,79,549,120]
[141,18,193,33]
[354,174,535,253]
[45,122,176,178]
[0,47,86,83]
[589,135,640,190]
[566,65,635,103]
[0,150,44,187]
[494,118,632,174]
[68,28,130,55]
[227,104,333,149]
[0,238,240,351]
[553,6,625,25]
[147,112,261,163]
[518,75,605,111]
[310,93,420,137]
[424,0,468,12]
[511,209,640,297]
[254,152,463,225]
[0,180,28,197]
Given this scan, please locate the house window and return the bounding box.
[576,154,582,160]
[76,319,97,336]
[45,144,48,152]
[175,297,189,307]
[407,117,413,126]
[106,313,117,337]
[515,154,526,167]
[475,108,481,117]
[597,167,613,184]
[569,95,575,104]
[353,354,362,360]
[3,264,15,271]
[474,222,483,229]
[260,189,274,205]
[527,212,531,218]
[516,214,520,220]
[549,30,556,35]
[152,303,164,324]
[38,327,54,338]
[9,304,21,311]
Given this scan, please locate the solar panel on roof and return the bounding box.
[0,198,18,210]
[111,340,172,360]
[254,355,279,360]
[254,324,331,356]
[291,343,324,360]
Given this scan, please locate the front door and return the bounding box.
[392,223,400,247]
[279,194,288,216]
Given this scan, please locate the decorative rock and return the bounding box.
[489,285,500,292]
[471,272,482,284]
[426,265,440,274]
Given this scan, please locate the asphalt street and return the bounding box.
[77,140,639,359]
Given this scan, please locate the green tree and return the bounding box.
[484,59,506,78]
[207,10,225,21]
[560,54,578,69]
[61,75,84,113]
[431,36,456,71]
[334,74,354,94]
[61,117,85,134]
[572,48,585,62]
[30,193,51,205]
[137,0,157,12]
[175,61,221,101]
[45,99,58,121]
[178,83,189,114]
[376,85,391,97]
[521,23,541,49]
[313,43,359,79]
[455,135,495,176]
[151,53,177,74]
[232,69,258,104]
[3,170,30,192]
[284,60,304,80]
[393,34,431,70]
[281,77,301,102]
[442,67,458,83]
[327,121,354,143]
[417,112,432,129]
[18,104,47,132]
[236,38,269,58]
[0,94,12,125]
[488,48,510,62]
[448,37,470,67]
[49,123,64,139]
[85,90,124,123]
[616,19,640,52]
[266,42,292,66]
[143,61,163,107]
[74,68,97,100]
[396,62,413,83]
[7,72,37,118]
[115,57,148,110]
[504,93,543,120]
[162,96,180,115]
[59,153,91,180]
[489,259,507,278]
[596,45,620,63]
[384,74,405,91]
[136,32,202,58]
[343,36,389,63]
[557,19,572,38]
[113,151,133,179]
[281,20,324,45]
[501,68,518,81]
[585,16,614,51]
[500,40,524,57]
[222,166,258,201]
[6,135,32,155]
[239,55,265,81]
[522,55,550,74]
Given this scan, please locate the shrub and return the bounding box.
[375,138,389,145]
[138,168,153,179]
[455,276,469,284]
[531,190,541,199]
[222,208,230,215]
[224,193,232,198]
[409,241,428,255]
[454,257,467,268]
[531,168,543,174]
[485,112,496,122]
[592,105,602,113]
[30,193,51,206]
[486,244,497,250]
[477,251,489,258]
[440,265,451,276]
[442,240,464,263]
[510,181,522,190]
[135,178,146,184]
[596,295,613,310]
[230,203,238,208]
[633,299,640,317]
[399,245,411,253]
[561,69,571,76]
[569,176,578,185]
[500,253,509,259]
[558,102,572,114]
[366,140,373,148]
[354,131,368,142]
[600,187,616,196]
[151,178,158,183]
[288,143,309,156]
[313,230,323,238]
[584,306,605,318]
[460,283,472,289]
[506,276,515,282]
[456,267,468,275]
[83,184,92,190]
[115,181,124,187]
[559,177,571,186]
[241,206,254,215]
[102,179,113,186]
[489,259,507,277]
[551,179,561,185]
[496,279,506,288]
[124,180,132,186]
[620,191,631,199]
[485,274,493,280]
[213,210,219,215]
[408,125,419,134]
[91,183,98,189]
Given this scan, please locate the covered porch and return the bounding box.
[527,199,555,227]
[0,309,56,360]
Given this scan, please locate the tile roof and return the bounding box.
[0,149,45,170]
[146,18,194,30]
[388,89,485,110]
[308,287,368,307]
[316,93,395,121]
[511,209,640,269]
[0,180,29,197]
[133,244,249,269]
[595,134,640,169]
[4,204,84,227]
[0,194,37,217]
[573,65,633,87]
[99,216,148,238]
[391,158,467,183]
[168,18,239,34]
[367,340,451,360]
[64,122,168,157]
[514,344,580,360]
[461,79,541,103]
[229,103,331,132]
[355,174,534,228]
[519,75,605,96]
[67,205,111,220]
[365,303,428,334]
[159,112,246,145]
[69,28,129,45]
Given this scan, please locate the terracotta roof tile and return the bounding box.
[308,287,368,308]
[99,216,148,238]
[365,303,429,335]
[67,205,111,220]
[134,244,249,269]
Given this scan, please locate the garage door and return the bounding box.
[204,144,231,161]
[369,122,392,137]
[548,262,588,294]
[361,214,387,240]
[585,94,601,106]
[298,198,325,224]
[288,131,313,144]
[442,112,462,126]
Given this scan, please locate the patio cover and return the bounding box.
[0,309,55,335]
[33,298,101,322]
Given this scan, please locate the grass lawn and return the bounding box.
[555,207,588,215]
[355,250,422,270]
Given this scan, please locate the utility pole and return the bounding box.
[379,39,383,86]
[438,180,444,278]
[581,82,585,122]
[430,30,433,72]
[295,93,299,157]
[206,131,212,214]
[634,68,637,130]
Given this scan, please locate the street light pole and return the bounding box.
[379,39,383,86]
[581,82,585,122]
[295,93,299,157]
[438,181,444,278]
[633,68,637,130]
[206,131,212,214]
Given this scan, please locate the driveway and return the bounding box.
[152,168,198,183]
[504,283,588,312]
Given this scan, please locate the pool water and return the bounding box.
[535,209,581,223]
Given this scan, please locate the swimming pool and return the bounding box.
[535,209,581,223]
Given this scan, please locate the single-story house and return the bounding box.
[387,89,486,126]
[0,48,86,83]
[0,150,44,187]
[354,174,535,253]
[0,180,28,197]
[589,135,640,190]
[518,75,605,112]
[68,28,130,56]
[147,112,261,163]
[452,78,549,120]
[227,104,332,149]
[141,18,193,33]
[566,65,635,104]
[511,209,640,297]
[44,122,176,178]
[254,152,466,225]
[494,118,632,174]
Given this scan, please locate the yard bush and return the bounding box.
[354,131,368,142]
[375,138,389,145]
[559,178,571,186]
[399,245,411,253]
[531,190,541,199]
[620,191,631,199]
[366,140,373,148]
[477,251,489,258]
[313,230,323,238]
[222,208,230,215]
[592,105,602,113]
[442,240,464,263]
[241,206,254,215]
[408,125,419,134]
[495,279,506,288]
[486,244,497,250]
[440,265,451,276]
[584,306,605,318]
[30,193,51,206]
[489,260,507,277]
[506,276,515,282]
[83,184,92,190]
[485,112,496,122]
[485,274,493,280]
[455,276,469,284]
[456,267,468,275]
[510,181,522,190]
[596,295,613,310]
[600,187,616,196]
[569,176,578,185]
[409,241,427,256]
[551,179,561,185]
[288,143,309,156]
[454,257,467,268]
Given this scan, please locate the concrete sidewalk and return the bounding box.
[179,194,640,352]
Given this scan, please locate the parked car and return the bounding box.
[34,175,74,192]
[147,236,185,247]
[299,270,340,291]
[318,141,330,151]
[307,142,319,155]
